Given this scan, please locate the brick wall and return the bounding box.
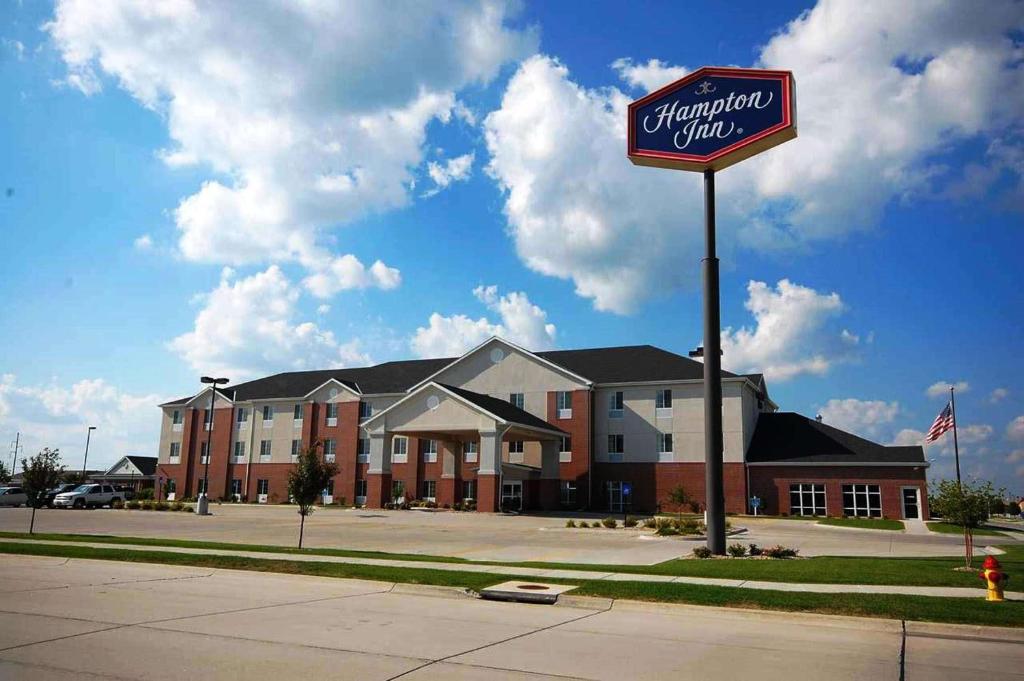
[748,465,929,519]
[591,462,747,514]
[188,406,233,498]
[547,389,592,508]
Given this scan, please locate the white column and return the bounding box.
[478,428,502,475]
[368,431,392,475]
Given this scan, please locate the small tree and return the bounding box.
[666,485,692,521]
[62,470,86,486]
[0,459,11,484]
[929,478,1002,567]
[286,441,337,548]
[21,448,64,534]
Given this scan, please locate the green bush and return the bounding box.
[565,519,577,528]
[111,500,124,510]
[624,516,638,528]
[154,501,170,511]
[136,488,155,501]
[643,517,658,529]
[692,546,713,559]
[590,521,602,528]
[140,500,155,511]
[170,502,185,512]
[748,543,762,556]
[126,500,140,510]
[601,517,618,529]
[727,542,747,558]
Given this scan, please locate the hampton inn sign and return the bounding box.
[628,66,797,554]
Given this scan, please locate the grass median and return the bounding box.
[0,540,1021,629]
[926,522,1007,537]
[816,517,904,531]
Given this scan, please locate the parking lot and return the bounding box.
[0,504,1009,563]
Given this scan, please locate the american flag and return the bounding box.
[925,403,955,442]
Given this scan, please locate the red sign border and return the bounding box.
[627,66,796,172]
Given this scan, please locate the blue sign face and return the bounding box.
[628,67,795,172]
[750,496,761,508]
[622,483,632,496]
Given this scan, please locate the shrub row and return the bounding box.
[691,543,799,559]
[124,500,193,513]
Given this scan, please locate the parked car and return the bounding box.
[41,483,81,508]
[0,486,28,507]
[53,484,122,509]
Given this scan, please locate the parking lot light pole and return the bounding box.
[80,426,96,482]
[196,376,229,516]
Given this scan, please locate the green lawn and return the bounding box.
[0,540,1020,629]
[0,531,1020,590]
[817,517,905,531]
[926,522,1007,537]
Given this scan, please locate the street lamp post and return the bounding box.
[81,426,96,482]
[196,376,229,516]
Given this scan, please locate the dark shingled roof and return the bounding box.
[440,384,567,434]
[160,387,236,408]
[747,412,925,465]
[535,345,738,383]
[124,456,157,476]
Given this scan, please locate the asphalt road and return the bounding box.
[1,505,1006,564]
[0,555,1021,680]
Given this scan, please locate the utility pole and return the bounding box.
[81,426,96,482]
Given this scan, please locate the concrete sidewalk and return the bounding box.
[1,536,1020,601]
[1,556,1022,681]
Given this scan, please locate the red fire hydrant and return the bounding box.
[978,555,1009,602]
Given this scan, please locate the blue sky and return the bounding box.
[1,0,1022,490]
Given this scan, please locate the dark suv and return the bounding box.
[42,484,81,508]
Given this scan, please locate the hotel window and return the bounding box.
[423,440,438,463]
[560,480,577,506]
[608,434,624,462]
[461,480,476,500]
[204,409,213,430]
[293,403,303,424]
[291,439,301,460]
[256,479,269,496]
[262,405,273,424]
[168,442,181,462]
[323,439,336,462]
[842,484,882,518]
[359,401,373,420]
[196,479,207,495]
[656,389,673,418]
[233,441,246,461]
[556,391,573,419]
[509,440,524,464]
[260,440,272,460]
[166,479,176,496]
[171,410,183,431]
[392,436,408,463]
[200,441,210,464]
[609,391,624,418]
[391,480,405,501]
[236,407,248,424]
[230,479,242,498]
[357,438,370,463]
[323,479,334,498]
[355,479,367,503]
[509,392,524,409]
[559,436,572,463]
[422,480,436,501]
[463,441,478,463]
[326,402,339,426]
[657,432,673,462]
[790,483,826,516]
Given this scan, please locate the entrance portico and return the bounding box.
[362,382,566,512]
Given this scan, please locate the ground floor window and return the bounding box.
[842,484,882,517]
[230,479,242,498]
[422,480,436,501]
[355,479,367,502]
[501,481,522,511]
[462,480,476,500]
[606,481,630,512]
[560,480,577,506]
[789,483,826,516]
[165,479,176,496]
[256,479,269,496]
[323,479,334,497]
[392,480,405,502]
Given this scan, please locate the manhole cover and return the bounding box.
[517,584,548,590]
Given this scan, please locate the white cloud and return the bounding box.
[302,255,401,299]
[133,234,153,251]
[484,2,1024,312]
[423,152,475,197]
[168,266,371,381]
[0,373,165,472]
[1008,415,1024,442]
[47,0,536,273]
[719,279,859,381]
[611,57,689,92]
[989,387,1009,404]
[925,380,969,398]
[410,285,557,358]
[818,398,900,439]
[3,39,25,61]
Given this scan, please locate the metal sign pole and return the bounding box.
[702,169,726,555]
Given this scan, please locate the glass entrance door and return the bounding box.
[608,481,624,512]
[501,481,522,511]
[901,487,920,519]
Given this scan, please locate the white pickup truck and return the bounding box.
[53,483,122,509]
